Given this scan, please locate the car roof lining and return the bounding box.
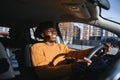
[0,0,97,27]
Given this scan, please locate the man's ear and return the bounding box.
[41,33,44,37]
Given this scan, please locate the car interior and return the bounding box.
[0,0,120,80]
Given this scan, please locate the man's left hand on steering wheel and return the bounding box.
[97,43,112,56]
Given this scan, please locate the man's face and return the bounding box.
[42,27,57,42]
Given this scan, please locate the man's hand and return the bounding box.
[72,57,92,74]
[100,43,112,54]
[76,57,92,66]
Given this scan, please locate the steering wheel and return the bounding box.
[86,44,106,59]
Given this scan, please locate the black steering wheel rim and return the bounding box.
[86,44,106,59]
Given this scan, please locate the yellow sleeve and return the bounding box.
[64,45,93,59]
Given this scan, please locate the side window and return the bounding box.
[59,22,119,54]
[101,0,120,23]
[30,27,36,40]
[0,26,9,38]
[30,27,44,41]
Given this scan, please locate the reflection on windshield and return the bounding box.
[101,0,120,23]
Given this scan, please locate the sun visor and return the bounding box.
[60,0,91,19]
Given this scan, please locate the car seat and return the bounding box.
[24,44,39,80]
[0,41,15,80]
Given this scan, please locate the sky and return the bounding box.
[101,0,120,23]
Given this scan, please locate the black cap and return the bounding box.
[34,21,54,38]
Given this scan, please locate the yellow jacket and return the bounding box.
[31,42,92,79]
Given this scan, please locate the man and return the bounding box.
[31,21,109,80]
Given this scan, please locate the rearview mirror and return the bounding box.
[98,0,110,10]
[87,0,110,10]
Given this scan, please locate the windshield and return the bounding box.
[58,22,119,55]
[101,0,120,23]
